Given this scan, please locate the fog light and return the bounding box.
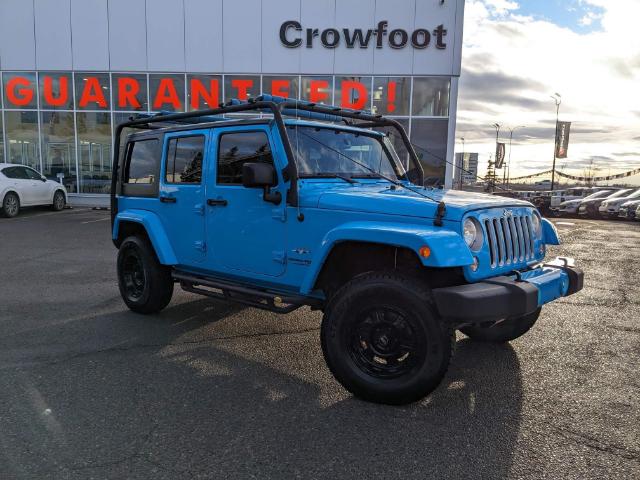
[470,256,479,272]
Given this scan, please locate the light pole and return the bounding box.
[551,93,561,191]
[490,123,501,192]
[505,125,525,189]
[458,136,465,188]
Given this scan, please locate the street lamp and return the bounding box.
[505,125,525,189]
[551,93,562,191]
[458,136,465,188]
[490,123,501,192]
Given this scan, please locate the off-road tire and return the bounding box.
[459,308,541,343]
[2,192,20,218]
[321,271,453,405]
[117,235,173,314]
[51,190,65,211]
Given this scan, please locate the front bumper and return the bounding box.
[432,257,583,324]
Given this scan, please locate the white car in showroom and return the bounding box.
[0,163,67,218]
[599,188,640,219]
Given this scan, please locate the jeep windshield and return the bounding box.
[286,125,408,181]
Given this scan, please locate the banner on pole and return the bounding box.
[555,121,571,158]
[495,142,506,168]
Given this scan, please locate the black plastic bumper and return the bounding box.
[432,265,584,324]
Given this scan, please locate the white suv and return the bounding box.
[0,163,67,218]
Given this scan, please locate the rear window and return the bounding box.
[165,136,205,184]
[124,139,158,184]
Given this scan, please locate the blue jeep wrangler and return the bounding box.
[110,96,583,405]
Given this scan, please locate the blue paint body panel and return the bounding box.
[112,117,581,318]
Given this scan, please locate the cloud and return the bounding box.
[455,1,640,184]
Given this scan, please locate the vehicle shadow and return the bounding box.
[0,297,523,480]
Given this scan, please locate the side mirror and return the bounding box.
[242,162,281,205]
[41,176,47,182]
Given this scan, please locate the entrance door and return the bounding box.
[158,131,208,267]
[206,126,287,277]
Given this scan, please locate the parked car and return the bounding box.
[618,199,640,220]
[554,189,614,216]
[599,188,640,218]
[636,204,640,221]
[534,180,552,190]
[111,96,583,405]
[550,187,602,209]
[0,163,67,218]
[578,189,632,218]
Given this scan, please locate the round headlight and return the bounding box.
[463,218,483,251]
[531,213,542,237]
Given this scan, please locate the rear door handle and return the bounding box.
[159,196,177,203]
[207,198,228,207]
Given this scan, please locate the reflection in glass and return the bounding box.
[150,74,185,112]
[74,73,111,111]
[40,111,76,192]
[39,72,74,110]
[187,75,222,111]
[334,76,371,111]
[412,77,450,116]
[4,111,40,170]
[0,113,4,162]
[410,118,448,186]
[300,76,333,104]
[372,77,410,116]
[113,74,148,111]
[3,72,38,110]
[262,76,299,99]
[76,112,112,193]
[223,76,260,102]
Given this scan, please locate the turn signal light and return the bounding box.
[419,246,431,258]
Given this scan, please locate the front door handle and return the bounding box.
[159,196,177,203]
[207,198,228,207]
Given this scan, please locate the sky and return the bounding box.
[456,0,640,184]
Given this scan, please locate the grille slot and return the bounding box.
[483,211,536,269]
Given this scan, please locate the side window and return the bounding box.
[124,139,158,184]
[11,167,29,179]
[25,168,42,180]
[165,135,205,184]
[2,167,18,179]
[217,131,273,185]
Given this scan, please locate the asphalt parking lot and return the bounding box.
[0,208,638,479]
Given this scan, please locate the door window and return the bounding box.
[165,136,205,184]
[217,131,273,185]
[124,139,158,184]
[24,167,43,180]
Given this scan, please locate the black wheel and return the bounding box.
[51,190,65,211]
[321,271,453,405]
[117,236,173,314]
[460,308,541,343]
[2,192,20,218]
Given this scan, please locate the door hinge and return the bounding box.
[193,203,205,215]
[194,241,206,252]
[272,250,286,264]
[272,208,286,222]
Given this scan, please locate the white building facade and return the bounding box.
[0,0,465,201]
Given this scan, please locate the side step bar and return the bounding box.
[172,271,322,314]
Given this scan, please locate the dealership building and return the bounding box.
[0,0,465,203]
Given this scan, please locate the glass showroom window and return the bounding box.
[40,111,76,192]
[77,112,112,194]
[4,111,40,170]
[300,76,333,104]
[2,72,38,110]
[412,77,450,117]
[0,113,4,162]
[410,118,449,186]
[223,75,261,103]
[74,73,111,111]
[150,74,185,112]
[334,76,372,110]
[372,77,411,116]
[113,74,148,112]
[262,76,299,99]
[187,74,222,111]
[38,72,74,110]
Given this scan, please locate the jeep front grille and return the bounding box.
[483,214,535,268]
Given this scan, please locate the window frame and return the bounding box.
[216,129,275,187]
[163,134,206,185]
[121,135,161,198]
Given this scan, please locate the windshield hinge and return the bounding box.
[433,201,446,227]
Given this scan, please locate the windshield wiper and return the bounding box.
[299,173,358,184]
[350,173,383,179]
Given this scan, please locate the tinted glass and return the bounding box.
[372,77,411,116]
[77,112,111,193]
[113,74,148,111]
[11,167,29,179]
[166,136,205,183]
[262,76,299,99]
[75,73,111,110]
[150,74,185,112]
[125,139,158,184]
[217,132,272,185]
[2,167,21,179]
[2,72,37,110]
[412,77,450,116]
[223,76,260,102]
[334,77,372,111]
[25,167,42,180]
[4,110,40,170]
[187,75,221,111]
[410,118,449,186]
[41,111,76,191]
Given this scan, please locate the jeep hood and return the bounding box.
[300,182,533,222]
